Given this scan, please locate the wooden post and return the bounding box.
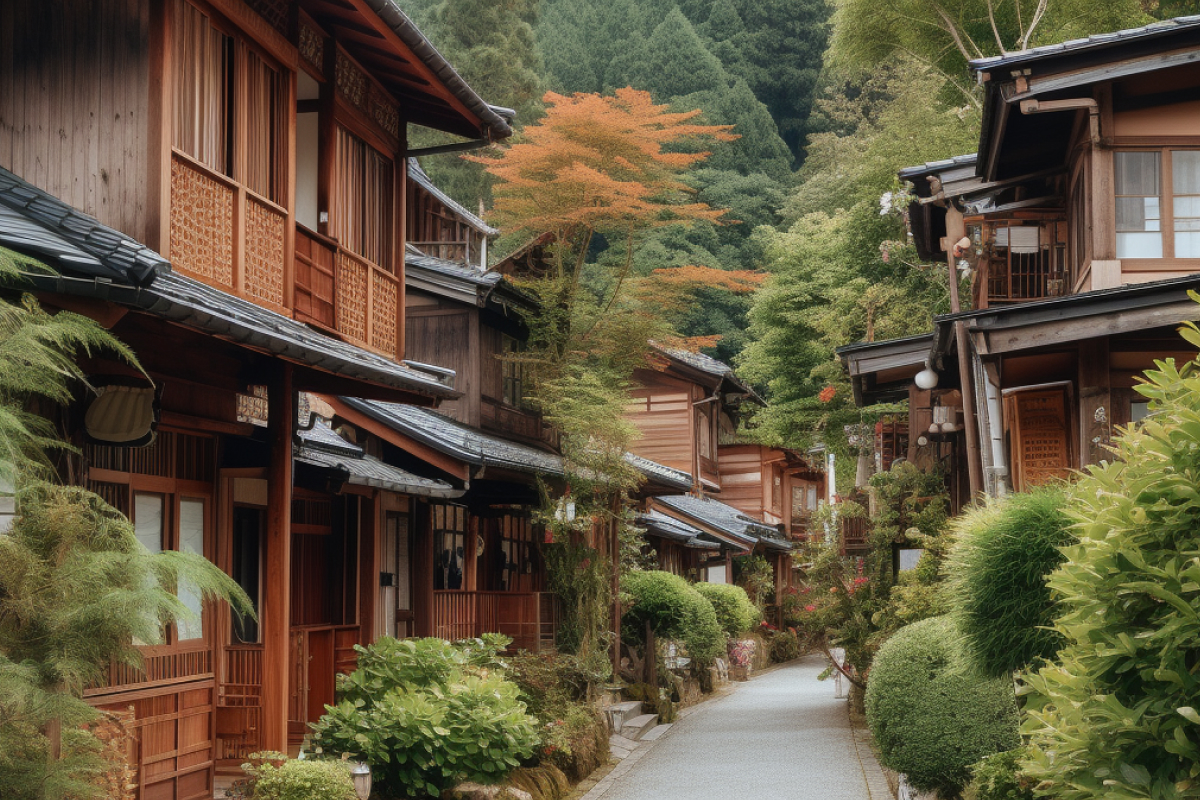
[945,208,984,499]
[262,363,293,751]
[1078,339,1112,469]
[358,493,379,644]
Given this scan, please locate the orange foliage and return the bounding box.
[649,265,767,294]
[470,88,737,238]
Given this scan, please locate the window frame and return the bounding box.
[1114,146,1200,267]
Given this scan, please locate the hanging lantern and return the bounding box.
[349,762,372,800]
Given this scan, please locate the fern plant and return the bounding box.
[0,248,253,798]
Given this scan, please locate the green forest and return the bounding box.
[405,0,1167,478]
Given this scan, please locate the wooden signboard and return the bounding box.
[1008,386,1072,490]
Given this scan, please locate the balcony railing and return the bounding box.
[433,591,559,653]
[294,226,401,360]
[481,396,558,448]
[840,516,870,556]
[410,240,471,265]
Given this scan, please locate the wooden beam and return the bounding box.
[203,0,298,69]
[261,363,293,752]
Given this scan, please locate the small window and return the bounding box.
[1115,151,1162,258]
[433,503,468,591]
[230,506,262,644]
[1174,151,1200,257]
[502,336,530,410]
[1130,401,1151,424]
[177,498,207,640]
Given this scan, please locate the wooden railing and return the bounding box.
[294,226,401,360]
[216,645,263,762]
[410,240,470,265]
[840,516,870,556]
[432,591,558,653]
[481,396,558,448]
[170,151,288,310]
[86,648,214,696]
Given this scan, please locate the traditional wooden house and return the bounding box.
[717,441,826,542]
[842,16,1200,502]
[407,158,497,267]
[0,1,513,796]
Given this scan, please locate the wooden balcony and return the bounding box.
[481,396,559,449]
[969,216,1069,309]
[432,591,559,653]
[294,226,401,360]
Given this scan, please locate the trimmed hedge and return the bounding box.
[946,486,1072,676]
[693,582,760,637]
[865,616,1019,797]
[621,571,725,666]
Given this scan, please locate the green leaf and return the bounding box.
[1178,707,1200,724]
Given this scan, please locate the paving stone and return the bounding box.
[640,724,671,741]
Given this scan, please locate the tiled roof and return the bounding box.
[897,154,979,182]
[625,453,693,492]
[637,509,721,549]
[341,398,564,476]
[657,494,790,551]
[971,15,1200,71]
[654,344,735,379]
[407,159,498,236]
[297,419,364,457]
[0,167,167,285]
[0,168,454,399]
[406,244,501,287]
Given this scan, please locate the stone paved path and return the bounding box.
[581,654,892,800]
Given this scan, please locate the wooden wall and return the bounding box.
[717,444,766,519]
[0,0,152,244]
[626,370,697,479]
[404,293,479,424]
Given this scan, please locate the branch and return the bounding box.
[930,1,985,61]
[819,643,866,689]
[897,46,984,110]
[987,0,1007,55]
[1020,0,1050,51]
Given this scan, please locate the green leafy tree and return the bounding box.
[1021,315,1200,800]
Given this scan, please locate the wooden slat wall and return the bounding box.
[0,0,152,244]
[626,371,695,476]
[717,445,766,518]
[404,305,478,424]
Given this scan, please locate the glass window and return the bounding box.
[433,504,467,591]
[134,493,165,554]
[1174,151,1200,257]
[231,506,261,644]
[177,499,206,640]
[1115,151,1162,258]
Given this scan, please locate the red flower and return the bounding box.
[804,604,816,612]
[829,586,839,594]
[818,385,837,403]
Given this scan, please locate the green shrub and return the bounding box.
[767,629,801,663]
[1021,326,1200,800]
[621,571,725,666]
[694,582,760,637]
[507,652,609,780]
[865,616,1019,798]
[964,748,1034,800]
[946,486,1072,676]
[310,637,539,798]
[240,754,356,800]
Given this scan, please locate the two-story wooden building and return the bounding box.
[842,16,1200,501]
[0,1,515,797]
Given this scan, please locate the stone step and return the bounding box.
[605,700,643,733]
[641,724,671,741]
[622,713,660,741]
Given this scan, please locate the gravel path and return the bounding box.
[582,654,892,800]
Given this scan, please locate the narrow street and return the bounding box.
[585,655,892,800]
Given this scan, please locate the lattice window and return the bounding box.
[333,127,394,270]
[237,385,269,427]
[370,270,398,357]
[244,198,286,306]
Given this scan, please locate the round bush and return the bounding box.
[946,486,1072,676]
[865,616,1019,797]
[694,582,760,637]
[242,757,357,800]
[1022,339,1200,800]
[621,571,725,665]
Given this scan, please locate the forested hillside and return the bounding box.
[407,0,1164,466]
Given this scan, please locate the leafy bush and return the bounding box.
[1022,325,1200,800]
[766,629,801,663]
[621,571,725,666]
[946,486,1072,676]
[240,753,356,800]
[865,616,1019,798]
[964,748,1034,800]
[694,582,760,637]
[310,637,539,798]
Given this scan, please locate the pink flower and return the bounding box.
[829,586,839,594]
[804,604,816,612]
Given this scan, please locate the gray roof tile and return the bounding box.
[971,15,1200,71]
[657,494,790,551]
[408,158,498,236]
[625,453,693,491]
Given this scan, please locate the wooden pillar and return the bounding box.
[412,501,434,638]
[1078,339,1112,469]
[945,207,984,499]
[358,493,379,644]
[262,363,293,751]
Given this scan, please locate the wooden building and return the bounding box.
[842,16,1200,502]
[0,1,514,797]
[717,442,825,542]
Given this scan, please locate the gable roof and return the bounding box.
[405,245,536,314]
[971,15,1200,72]
[637,509,721,550]
[0,167,454,400]
[649,343,759,402]
[625,452,694,493]
[407,159,498,236]
[656,493,790,551]
[339,398,564,477]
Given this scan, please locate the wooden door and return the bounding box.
[1007,385,1073,490]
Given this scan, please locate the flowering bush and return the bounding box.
[726,638,755,668]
